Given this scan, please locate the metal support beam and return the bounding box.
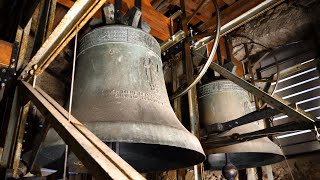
[202,121,319,148]
[21,81,145,180]
[180,0,202,179]
[202,107,281,135]
[204,61,316,123]
[1,87,23,168]
[160,0,284,52]
[12,102,30,178]
[20,0,107,81]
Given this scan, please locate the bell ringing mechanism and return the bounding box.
[198,80,284,170]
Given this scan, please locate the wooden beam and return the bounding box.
[0,40,13,68]
[21,81,145,180]
[57,0,171,41]
[57,0,75,8]
[221,0,236,5]
[197,0,264,32]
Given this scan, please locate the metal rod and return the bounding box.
[12,102,30,178]
[63,26,78,180]
[179,0,203,179]
[160,0,284,52]
[204,108,281,135]
[170,0,221,100]
[202,121,319,148]
[193,0,284,50]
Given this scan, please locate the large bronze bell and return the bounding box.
[198,80,284,170]
[64,25,204,172]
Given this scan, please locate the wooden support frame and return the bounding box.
[20,0,108,81]
[20,81,145,180]
[57,0,171,41]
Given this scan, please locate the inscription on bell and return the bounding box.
[110,90,165,106]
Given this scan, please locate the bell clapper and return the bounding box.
[222,153,238,180]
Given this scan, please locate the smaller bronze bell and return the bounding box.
[198,80,284,170]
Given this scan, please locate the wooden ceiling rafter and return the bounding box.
[196,0,265,32]
[57,0,171,41]
[56,0,270,43]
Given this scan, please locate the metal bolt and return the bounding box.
[29,69,35,75]
[10,64,15,69]
[1,69,6,73]
[32,64,38,70]
[11,58,15,62]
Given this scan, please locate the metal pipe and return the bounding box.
[19,0,106,81]
[160,0,284,52]
[170,0,221,100]
[193,0,284,50]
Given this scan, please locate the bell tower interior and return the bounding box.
[0,0,319,179]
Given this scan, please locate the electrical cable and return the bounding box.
[170,0,221,100]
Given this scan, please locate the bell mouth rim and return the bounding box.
[81,121,205,154]
[205,152,284,170]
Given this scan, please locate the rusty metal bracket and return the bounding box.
[20,81,145,180]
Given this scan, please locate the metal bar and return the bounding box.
[20,0,106,81]
[204,108,281,135]
[21,81,145,180]
[170,0,221,100]
[207,62,316,123]
[192,0,284,50]
[12,102,30,177]
[202,121,319,148]
[160,0,284,52]
[1,87,23,168]
[160,30,186,52]
[179,0,202,179]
